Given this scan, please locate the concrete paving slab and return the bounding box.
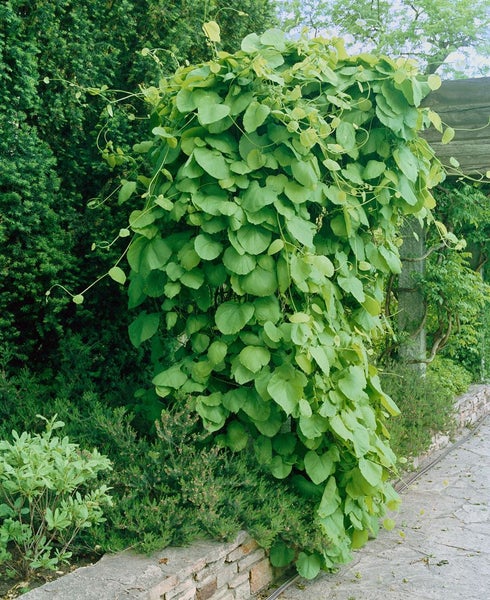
[275,416,490,600]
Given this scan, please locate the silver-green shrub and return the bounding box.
[0,415,112,576]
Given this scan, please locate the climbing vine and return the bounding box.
[116,29,446,576]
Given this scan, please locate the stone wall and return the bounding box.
[20,531,280,600]
[410,383,490,469]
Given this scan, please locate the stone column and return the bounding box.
[398,217,427,373]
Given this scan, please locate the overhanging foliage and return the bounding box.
[118,29,445,575]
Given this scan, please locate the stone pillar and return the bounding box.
[398,217,427,373]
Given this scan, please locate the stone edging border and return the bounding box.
[20,384,490,600]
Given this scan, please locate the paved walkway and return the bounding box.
[275,416,490,600]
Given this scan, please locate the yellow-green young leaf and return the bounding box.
[119,228,131,238]
[428,109,442,132]
[202,21,221,43]
[72,294,84,305]
[362,295,381,316]
[383,518,396,531]
[268,238,284,255]
[449,156,460,168]
[351,528,369,549]
[441,126,455,144]
[427,74,442,91]
[322,158,341,171]
[108,266,126,285]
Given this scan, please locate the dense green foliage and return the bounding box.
[426,184,490,378]
[276,1,490,375]
[114,28,448,574]
[0,0,277,375]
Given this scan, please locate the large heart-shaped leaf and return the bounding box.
[215,301,254,335]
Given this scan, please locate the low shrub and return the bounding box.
[0,416,112,578]
[87,400,328,561]
[380,358,471,461]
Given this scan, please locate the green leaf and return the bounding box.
[260,28,287,50]
[270,542,295,568]
[202,20,221,43]
[193,147,230,180]
[118,180,137,204]
[330,414,353,442]
[223,247,256,275]
[284,180,310,204]
[309,346,330,375]
[129,312,160,347]
[270,455,292,479]
[194,234,223,260]
[268,238,284,255]
[242,101,271,133]
[378,246,402,274]
[324,185,346,205]
[338,366,367,401]
[196,396,228,432]
[108,266,127,285]
[240,261,278,297]
[241,32,261,53]
[336,121,356,151]
[380,392,401,417]
[267,364,306,416]
[207,341,227,366]
[72,294,84,305]
[299,414,329,439]
[238,346,271,373]
[241,180,277,212]
[191,333,210,353]
[393,146,418,182]
[215,301,254,335]
[318,476,340,518]
[286,216,316,248]
[397,174,419,206]
[304,255,334,278]
[351,528,369,549]
[363,160,386,180]
[338,275,365,303]
[441,126,455,144]
[291,159,319,188]
[236,226,272,255]
[198,102,230,125]
[254,436,272,464]
[152,364,187,389]
[296,552,322,580]
[359,458,383,487]
[304,450,334,485]
[128,236,172,273]
[222,421,248,451]
[254,296,281,324]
